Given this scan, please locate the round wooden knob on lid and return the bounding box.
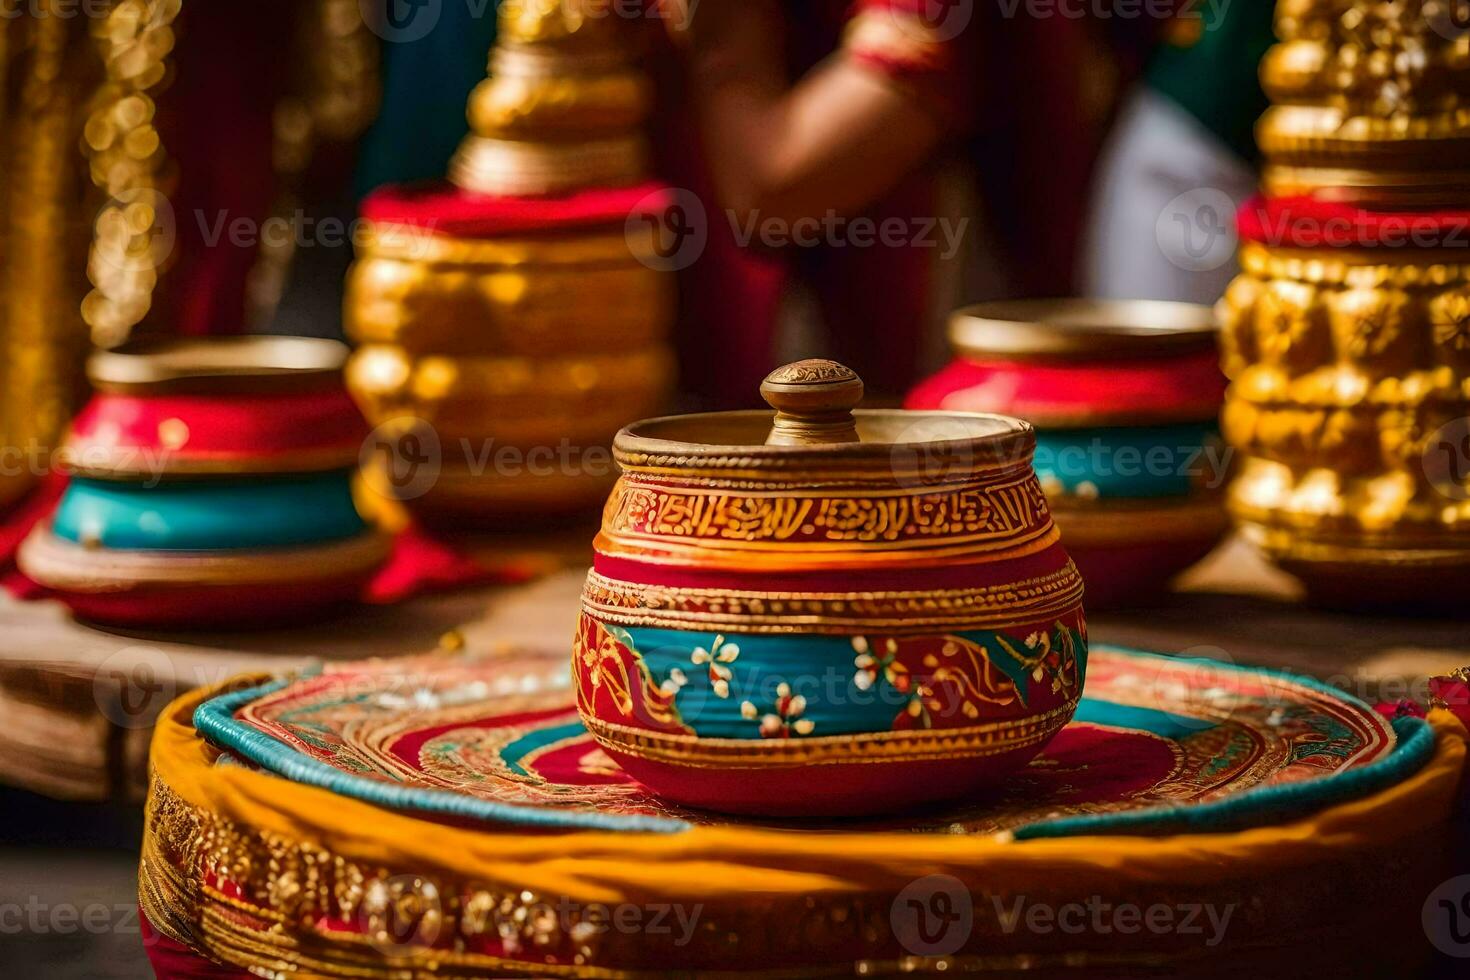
[760,359,864,446]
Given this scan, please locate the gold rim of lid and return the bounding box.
[949,299,1217,360]
[614,359,1034,476]
[88,336,349,394]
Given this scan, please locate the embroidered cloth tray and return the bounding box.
[195,645,1415,838]
[145,645,1468,979]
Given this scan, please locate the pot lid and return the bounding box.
[949,299,1217,360]
[614,359,1033,479]
[87,336,349,394]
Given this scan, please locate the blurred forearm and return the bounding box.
[673,0,945,226]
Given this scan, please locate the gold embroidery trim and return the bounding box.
[582,702,1078,770]
[580,564,1084,633]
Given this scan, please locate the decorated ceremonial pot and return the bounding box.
[908,300,1229,607]
[575,359,1087,817]
[19,337,389,628]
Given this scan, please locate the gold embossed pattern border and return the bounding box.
[598,474,1054,555]
[580,564,1084,633]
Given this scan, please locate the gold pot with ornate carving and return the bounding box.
[1217,200,1470,606]
[574,359,1087,817]
[344,188,676,523]
[1259,0,1470,208]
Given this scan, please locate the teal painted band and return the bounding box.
[619,623,1086,740]
[192,683,691,834]
[54,472,366,551]
[1032,422,1222,499]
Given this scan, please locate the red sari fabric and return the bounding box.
[656,0,1118,405]
[153,2,287,337]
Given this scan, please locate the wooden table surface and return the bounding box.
[1,534,1465,801]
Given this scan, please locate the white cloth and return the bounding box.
[1081,88,1258,304]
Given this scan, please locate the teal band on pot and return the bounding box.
[53,472,366,551]
[1032,422,1223,500]
[617,621,1087,740]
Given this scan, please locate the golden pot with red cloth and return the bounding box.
[1218,198,1470,605]
[908,301,1229,608]
[575,359,1087,817]
[343,184,676,524]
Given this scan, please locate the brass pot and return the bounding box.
[347,346,674,448]
[344,221,674,523]
[345,233,671,357]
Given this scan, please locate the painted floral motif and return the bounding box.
[690,635,740,698]
[852,636,911,694]
[740,683,815,738]
[997,623,1082,698]
[851,620,1085,730]
[577,616,1083,742]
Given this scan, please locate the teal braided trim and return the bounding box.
[192,682,691,835]
[1013,715,1434,840]
[1012,644,1431,840]
[194,646,1426,841]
